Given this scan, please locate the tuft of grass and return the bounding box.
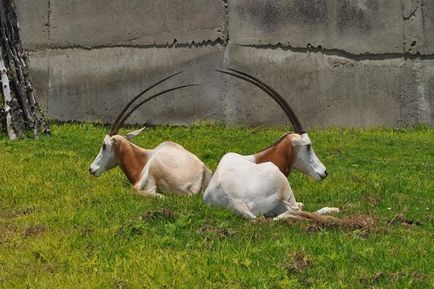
[0,123,433,288]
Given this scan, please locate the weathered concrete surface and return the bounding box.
[15,0,48,49]
[29,47,225,125]
[428,60,434,124]
[230,0,404,54]
[17,0,434,128]
[49,0,225,47]
[28,45,434,128]
[222,46,405,127]
[28,51,49,112]
[402,0,434,54]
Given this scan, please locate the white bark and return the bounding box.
[0,47,17,140]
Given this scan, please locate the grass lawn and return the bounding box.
[0,124,433,289]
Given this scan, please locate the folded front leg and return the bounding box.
[134,174,165,198]
[231,201,257,220]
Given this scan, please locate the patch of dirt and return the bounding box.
[114,280,129,289]
[365,193,381,206]
[386,213,422,227]
[331,147,342,156]
[359,271,429,286]
[0,222,17,245]
[41,264,56,273]
[351,174,371,184]
[198,225,235,240]
[251,216,274,225]
[280,251,314,286]
[291,213,379,233]
[22,224,46,238]
[283,251,312,274]
[0,206,34,219]
[139,208,177,221]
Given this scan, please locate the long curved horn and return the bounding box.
[109,71,184,136]
[116,84,199,131]
[216,68,305,134]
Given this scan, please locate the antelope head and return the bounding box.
[89,72,197,177]
[216,68,327,181]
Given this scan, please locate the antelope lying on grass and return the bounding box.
[89,72,212,197]
[204,68,338,220]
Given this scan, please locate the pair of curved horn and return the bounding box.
[109,72,197,136]
[216,68,305,134]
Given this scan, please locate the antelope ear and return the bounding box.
[291,134,311,147]
[125,127,147,140]
[290,134,304,147]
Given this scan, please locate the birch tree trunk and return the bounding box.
[0,0,50,139]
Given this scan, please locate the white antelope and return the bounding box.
[89,72,212,197]
[204,68,338,220]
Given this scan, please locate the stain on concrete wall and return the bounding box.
[15,0,434,127]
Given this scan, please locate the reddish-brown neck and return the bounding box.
[254,134,295,176]
[114,138,149,185]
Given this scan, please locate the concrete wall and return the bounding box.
[16,0,434,128]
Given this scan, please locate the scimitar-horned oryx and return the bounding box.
[89,72,212,198]
[204,68,338,220]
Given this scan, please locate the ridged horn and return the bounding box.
[109,71,183,136]
[116,84,199,131]
[216,68,305,134]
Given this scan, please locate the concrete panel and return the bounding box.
[28,51,49,113]
[15,0,49,50]
[420,0,434,54]
[417,60,434,126]
[230,0,403,54]
[33,47,225,124]
[401,0,434,54]
[222,46,404,128]
[428,64,434,126]
[50,0,225,47]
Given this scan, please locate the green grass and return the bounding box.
[0,124,433,289]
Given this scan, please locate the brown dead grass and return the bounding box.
[139,208,177,221]
[198,225,235,240]
[359,271,429,287]
[280,250,314,286]
[284,251,312,274]
[386,213,422,227]
[22,224,46,238]
[365,193,381,207]
[283,212,421,234]
[0,206,34,219]
[281,212,379,233]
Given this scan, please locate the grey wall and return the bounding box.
[16,0,434,128]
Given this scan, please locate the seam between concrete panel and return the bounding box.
[47,0,51,43]
[237,44,434,61]
[222,0,229,46]
[28,38,225,52]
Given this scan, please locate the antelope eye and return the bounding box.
[306,144,311,151]
[102,144,107,150]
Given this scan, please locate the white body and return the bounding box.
[203,133,338,219]
[204,153,302,219]
[137,141,212,195]
[90,134,212,197]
